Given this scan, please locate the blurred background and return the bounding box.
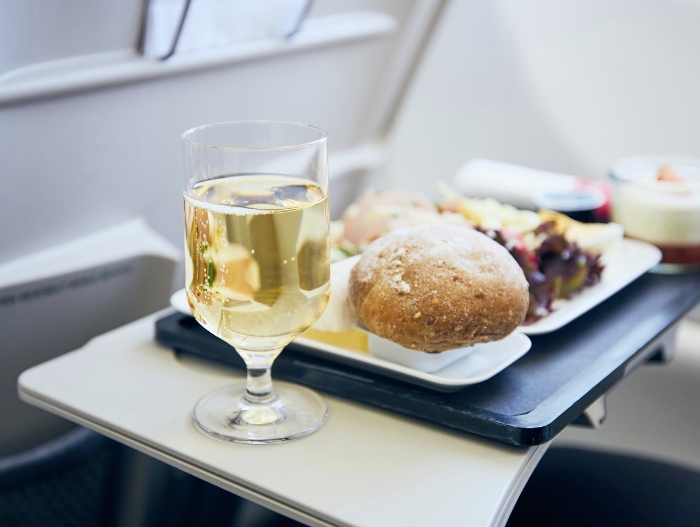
[1,0,699,525]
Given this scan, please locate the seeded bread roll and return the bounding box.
[349,225,529,352]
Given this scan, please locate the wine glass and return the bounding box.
[182,121,331,443]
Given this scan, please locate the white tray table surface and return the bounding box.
[18,311,547,527]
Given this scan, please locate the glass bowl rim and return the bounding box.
[609,155,700,183]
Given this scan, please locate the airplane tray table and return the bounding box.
[156,272,700,447]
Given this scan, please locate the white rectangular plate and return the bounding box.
[170,289,531,391]
[519,238,662,335]
[170,289,532,392]
[169,238,657,390]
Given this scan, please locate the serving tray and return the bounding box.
[156,272,700,446]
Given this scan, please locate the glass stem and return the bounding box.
[238,349,283,406]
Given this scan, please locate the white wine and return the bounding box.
[184,174,330,351]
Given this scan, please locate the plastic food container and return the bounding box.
[610,156,700,273]
[533,187,608,223]
[368,333,475,373]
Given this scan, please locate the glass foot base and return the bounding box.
[193,382,328,444]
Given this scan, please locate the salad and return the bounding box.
[331,186,615,324]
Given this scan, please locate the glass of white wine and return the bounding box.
[182,121,331,444]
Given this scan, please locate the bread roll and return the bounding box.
[349,225,528,352]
